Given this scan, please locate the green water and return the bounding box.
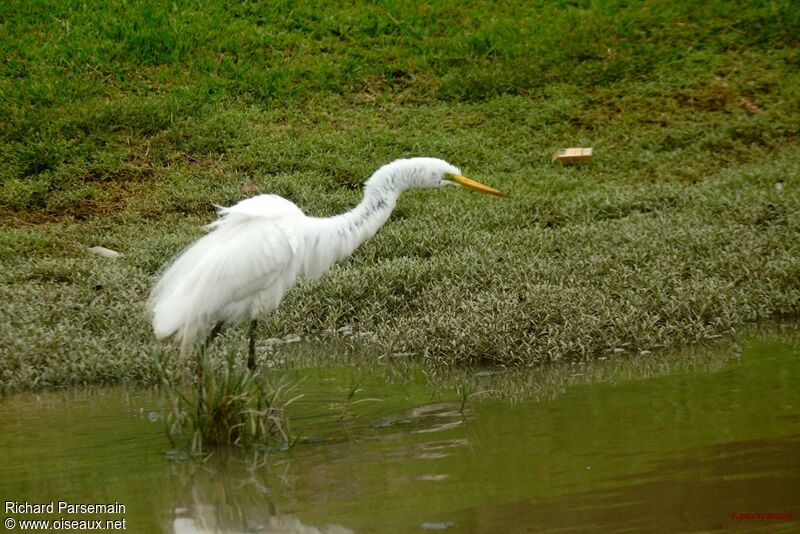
[1,329,799,533]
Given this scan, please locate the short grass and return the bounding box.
[1,0,798,391]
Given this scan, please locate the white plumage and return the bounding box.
[149,157,502,364]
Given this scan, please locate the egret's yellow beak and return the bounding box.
[449,174,505,197]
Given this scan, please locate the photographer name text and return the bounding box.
[6,501,126,515]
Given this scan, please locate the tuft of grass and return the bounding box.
[335,378,381,420]
[159,349,300,453]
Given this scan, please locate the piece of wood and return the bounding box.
[552,147,593,164]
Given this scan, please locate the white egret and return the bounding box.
[149,157,503,369]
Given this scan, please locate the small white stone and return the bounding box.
[87,246,122,260]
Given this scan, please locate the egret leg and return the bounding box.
[247,319,258,370]
[197,321,225,394]
[203,321,225,352]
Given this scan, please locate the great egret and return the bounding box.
[149,157,503,369]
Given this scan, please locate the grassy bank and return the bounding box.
[1,1,798,391]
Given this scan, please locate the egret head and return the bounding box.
[370,157,504,196]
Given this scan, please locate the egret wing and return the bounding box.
[149,195,306,350]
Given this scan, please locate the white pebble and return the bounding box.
[87,246,122,260]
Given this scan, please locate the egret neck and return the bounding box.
[304,165,407,277]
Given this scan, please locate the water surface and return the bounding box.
[1,328,798,532]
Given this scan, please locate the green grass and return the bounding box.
[1,0,798,391]
[159,349,298,452]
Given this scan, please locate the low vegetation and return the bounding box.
[159,349,299,452]
[1,1,798,392]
